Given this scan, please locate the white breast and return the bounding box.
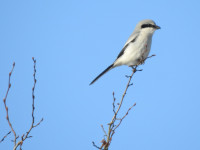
[114,31,153,67]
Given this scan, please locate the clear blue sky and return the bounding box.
[0,0,200,150]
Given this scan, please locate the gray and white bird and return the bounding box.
[90,19,160,85]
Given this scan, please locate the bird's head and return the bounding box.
[136,19,161,34]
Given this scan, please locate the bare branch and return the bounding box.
[21,57,37,141]
[101,125,107,136]
[14,57,43,150]
[33,118,43,128]
[93,54,156,150]
[3,62,17,146]
[92,141,103,150]
[1,58,43,150]
[92,140,107,150]
[147,54,156,59]
[112,92,116,114]
[13,141,22,150]
[0,131,11,143]
[104,66,137,149]
[111,103,136,137]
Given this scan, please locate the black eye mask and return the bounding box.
[141,24,159,29]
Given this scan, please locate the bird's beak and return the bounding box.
[155,25,161,29]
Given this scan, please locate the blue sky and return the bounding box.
[0,0,200,150]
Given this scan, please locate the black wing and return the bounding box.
[116,35,138,59]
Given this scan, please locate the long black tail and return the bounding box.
[90,64,114,85]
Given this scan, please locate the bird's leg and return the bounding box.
[139,44,148,65]
[140,56,146,65]
[129,65,136,69]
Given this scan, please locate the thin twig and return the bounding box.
[33,118,44,128]
[14,57,44,150]
[21,58,38,140]
[13,58,43,150]
[0,131,11,143]
[112,92,116,114]
[101,125,107,136]
[111,103,136,137]
[147,54,156,59]
[106,54,155,149]
[92,140,107,150]
[105,66,137,149]
[3,62,17,146]
[1,58,43,150]
[19,135,24,150]
[92,141,103,150]
[93,54,156,150]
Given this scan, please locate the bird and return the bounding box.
[90,19,160,85]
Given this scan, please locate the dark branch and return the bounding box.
[92,140,107,150]
[16,57,43,150]
[92,141,102,150]
[1,58,43,150]
[3,62,17,145]
[101,125,107,136]
[93,54,156,150]
[112,92,116,114]
[0,131,11,143]
[111,102,136,137]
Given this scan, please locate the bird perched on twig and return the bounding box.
[90,19,160,85]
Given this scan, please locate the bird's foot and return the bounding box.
[139,56,146,65]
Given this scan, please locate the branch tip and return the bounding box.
[1,58,43,150]
[93,54,155,149]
